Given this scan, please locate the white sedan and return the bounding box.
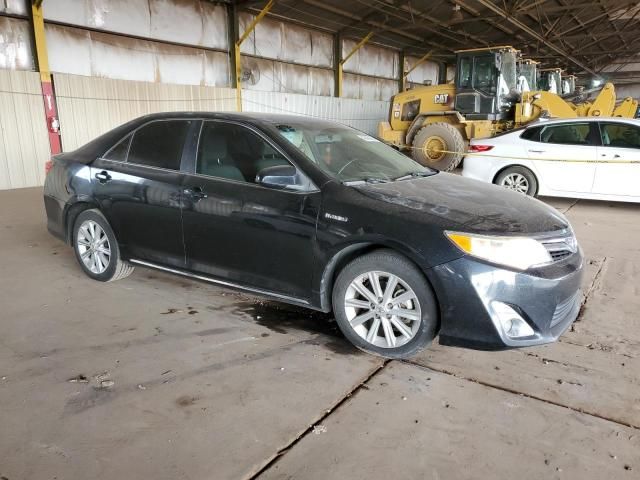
[462,117,640,203]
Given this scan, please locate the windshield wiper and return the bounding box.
[343,177,390,186]
[393,171,436,181]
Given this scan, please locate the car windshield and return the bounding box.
[273,122,433,183]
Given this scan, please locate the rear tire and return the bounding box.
[72,209,134,282]
[332,250,438,359]
[412,122,466,171]
[495,166,538,196]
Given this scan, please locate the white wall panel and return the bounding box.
[405,57,439,87]
[0,0,27,16]
[239,12,332,68]
[0,70,51,190]
[240,55,333,96]
[0,16,35,71]
[343,73,398,101]
[43,0,228,50]
[615,84,640,99]
[54,73,237,152]
[342,40,399,80]
[242,90,389,136]
[149,0,228,50]
[46,24,230,86]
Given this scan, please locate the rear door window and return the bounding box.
[540,123,591,145]
[128,120,193,170]
[599,122,640,149]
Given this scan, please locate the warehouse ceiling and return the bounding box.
[240,0,640,82]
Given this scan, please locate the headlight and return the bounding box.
[445,231,552,270]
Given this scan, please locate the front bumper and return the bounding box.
[427,248,584,350]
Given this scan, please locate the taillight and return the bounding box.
[45,159,54,175]
[468,145,494,152]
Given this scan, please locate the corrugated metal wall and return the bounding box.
[54,73,237,151]
[0,0,398,189]
[0,70,51,190]
[242,90,389,135]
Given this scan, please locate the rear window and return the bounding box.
[128,120,192,170]
[520,126,542,142]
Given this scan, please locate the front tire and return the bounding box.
[495,166,538,196]
[73,209,134,282]
[412,122,466,171]
[332,250,438,359]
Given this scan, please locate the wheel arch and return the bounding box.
[64,200,100,245]
[318,241,440,331]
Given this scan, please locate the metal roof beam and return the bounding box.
[472,0,598,76]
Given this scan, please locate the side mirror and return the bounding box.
[256,164,298,189]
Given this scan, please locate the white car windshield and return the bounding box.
[274,122,433,183]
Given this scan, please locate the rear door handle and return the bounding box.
[95,171,112,183]
[184,186,207,200]
[528,150,545,153]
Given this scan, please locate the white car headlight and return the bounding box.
[445,231,552,271]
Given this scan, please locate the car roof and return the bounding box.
[57,111,341,164]
[122,111,338,128]
[526,116,640,127]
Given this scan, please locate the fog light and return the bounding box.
[491,301,535,339]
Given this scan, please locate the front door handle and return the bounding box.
[184,186,207,200]
[95,170,112,183]
[528,149,545,153]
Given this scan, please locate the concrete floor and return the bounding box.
[1,187,639,480]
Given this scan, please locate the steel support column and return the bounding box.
[30,0,61,154]
[227,3,239,90]
[235,0,274,111]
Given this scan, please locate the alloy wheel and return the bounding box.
[344,271,421,348]
[77,220,111,274]
[501,173,529,194]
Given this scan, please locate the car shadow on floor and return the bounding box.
[220,299,359,355]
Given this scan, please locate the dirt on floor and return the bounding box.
[0,188,638,480]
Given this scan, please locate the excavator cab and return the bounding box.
[454,46,519,120]
[517,58,538,92]
[562,75,577,96]
[539,68,563,94]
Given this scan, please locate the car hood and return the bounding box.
[354,172,569,235]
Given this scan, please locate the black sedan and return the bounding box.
[44,112,583,358]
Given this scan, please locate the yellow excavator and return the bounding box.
[378,46,639,171]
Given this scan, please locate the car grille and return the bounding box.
[541,233,578,263]
[551,291,581,328]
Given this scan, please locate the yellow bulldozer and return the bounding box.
[378,46,639,171]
